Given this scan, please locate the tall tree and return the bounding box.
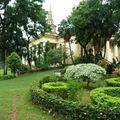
[58,19,74,64]
[0,0,49,73]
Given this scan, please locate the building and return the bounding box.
[23,8,120,65]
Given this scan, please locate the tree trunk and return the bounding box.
[63,41,66,65]
[87,80,90,88]
[68,41,75,65]
[3,49,7,75]
[83,46,88,56]
[104,39,107,58]
[27,46,32,69]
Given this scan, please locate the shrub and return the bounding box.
[30,80,120,120]
[106,63,116,74]
[106,77,120,87]
[97,59,108,69]
[19,64,29,72]
[67,79,81,101]
[90,87,120,108]
[0,74,16,80]
[46,48,63,65]
[42,82,68,98]
[65,64,106,87]
[7,52,22,75]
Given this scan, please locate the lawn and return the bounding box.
[0,69,107,120]
[0,70,63,120]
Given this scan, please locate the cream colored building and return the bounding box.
[23,8,120,65]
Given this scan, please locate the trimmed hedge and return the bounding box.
[106,77,120,87]
[42,82,68,98]
[90,87,120,108]
[30,80,120,120]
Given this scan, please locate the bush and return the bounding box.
[90,87,120,108]
[7,52,22,75]
[106,77,120,87]
[0,74,16,80]
[19,64,29,72]
[97,59,108,69]
[65,64,106,87]
[42,82,68,98]
[106,63,116,74]
[67,79,81,101]
[30,79,120,120]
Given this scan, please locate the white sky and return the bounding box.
[43,0,80,26]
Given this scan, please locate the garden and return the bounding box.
[0,0,120,120]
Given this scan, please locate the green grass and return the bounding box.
[0,69,107,119]
[0,70,63,120]
[77,80,107,104]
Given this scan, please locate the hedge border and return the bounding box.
[90,87,120,108]
[106,77,120,87]
[30,79,120,120]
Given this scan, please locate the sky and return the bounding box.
[43,0,80,26]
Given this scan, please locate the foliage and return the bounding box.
[59,67,67,75]
[106,63,116,74]
[65,64,106,87]
[97,59,109,69]
[90,87,120,108]
[46,47,63,65]
[7,52,22,75]
[18,64,29,72]
[0,0,49,73]
[67,79,81,101]
[0,74,16,80]
[42,82,68,99]
[70,0,120,56]
[30,79,120,120]
[106,77,120,87]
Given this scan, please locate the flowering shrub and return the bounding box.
[65,64,106,87]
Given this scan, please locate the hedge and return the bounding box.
[106,77,120,87]
[90,87,120,108]
[30,80,120,120]
[42,82,68,98]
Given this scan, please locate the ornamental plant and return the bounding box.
[7,52,22,75]
[65,64,106,87]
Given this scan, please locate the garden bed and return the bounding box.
[30,76,120,120]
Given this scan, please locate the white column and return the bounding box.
[106,41,112,62]
[114,45,118,59]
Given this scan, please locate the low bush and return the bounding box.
[0,74,16,80]
[106,77,120,87]
[90,87,120,108]
[30,80,120,120]
[97,59,108,69]
[42,82,68,98]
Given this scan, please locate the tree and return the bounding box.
[58,19,74,64]
[70,0,120,57]
[70,1,93,56]
[0,0,49,73]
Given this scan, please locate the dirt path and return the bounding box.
[11,96,16,120]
